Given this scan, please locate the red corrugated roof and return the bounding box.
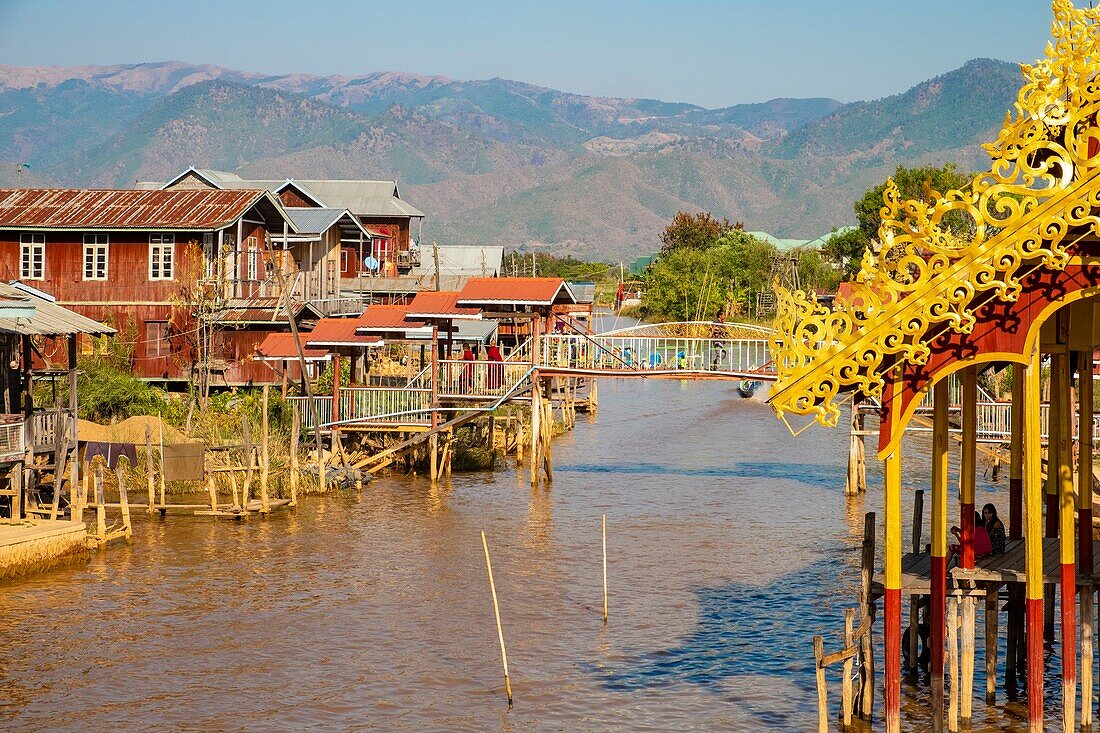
[405,291,481,320]
[356,304,426,331]
[0,188,271,229]
[254,332,329,360]
[305,316,385,347]
[456,277,573,306]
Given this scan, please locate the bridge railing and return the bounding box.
[539,334,773,374]
[438,360,533,398]
[338,387,433,425]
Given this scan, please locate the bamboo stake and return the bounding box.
[289,403,299,507]
[241,418,253,507]
[481,530,513,709]
[70,460,84,522]
[115,463,131,539]
[145,425,155,513]
[961,596,974,722]
[529,379,540,486]
[206,468,218,514]
[602,513,608,624]
[842,607,855,728]
[260,385,270,513]
[985,592,998,705]
[814,635,828,733]
[1084,588,1095,727]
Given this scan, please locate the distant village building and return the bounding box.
[137,167,425,277]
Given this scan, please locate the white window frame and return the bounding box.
[202,233,215,279]
[246,236,259,281]
[19,233,44,280]
[83,234,109,281]
[148,233,175,281]
[146,320,171,358]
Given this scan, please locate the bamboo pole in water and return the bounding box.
[947,596,959,733]
[985,592,998,705]
[116,463,131,539]
[481,530,513,709]
[260,385,270,513]
[94,464,106,545]
[602,513,608,624]
[290,403,299,507]
[158,420,166,508]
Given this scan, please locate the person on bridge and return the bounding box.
[487,340,504,390]
[460,344,476,393]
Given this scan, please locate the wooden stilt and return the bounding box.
[932,378,950,733]
[158,420,166,509]
[115,463,131,539]
[94,463,106,545]
[541,380,553,483]
[206,467,218,514]
[1078,347,1094,727]
[1024,349,1045,733]
[1054,348,1077,733]
[260,385,270,513]
[985,590,998,705]
[1082,587,1094,727]
[530,375,541,487]
[69,460,83,522]
[242,418,253,507]
[145,425,155,513]
[814,634,828,733]
[842,606,855,729]
[960,597,975,724]
[959,367,977,723]
[947,596,959,733]
[859,512,876,719]
[602,513,608,624]
[909,489,924,675]
[289,403,299,507]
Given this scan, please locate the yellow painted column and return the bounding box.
[884,373,903,733]
[1055,351,1076,733]
[959,366,977,723]
[1024,350,1045,731]
[931,378,949,732]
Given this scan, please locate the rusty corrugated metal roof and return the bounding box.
[456,277,574,307]
[0,188,275,230]
[254,332,330,361]
[405,291,481,321]
[0,282,115,336]
[305,316,385,347]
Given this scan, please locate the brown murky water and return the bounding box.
[0,378,1077,731]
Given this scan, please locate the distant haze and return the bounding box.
[0,0,1054,108]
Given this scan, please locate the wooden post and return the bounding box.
[530,373,541,487]
[908,489,924,674]
[241,417,253,508]
[1082,588,1094,727]
[960,595,974,725]
[115,463,131,539]
[1010,363,1024,540]
[947,595,959,733]
[842,607,855,729]
[847,398,866,495]
[289,402,300,507]
[985,591,998,705]
[260,385,270,513]
[814,635,828,733]
[69,460,82,522]
[1078,347,1094,727]
[158,420,166,509]
[859,512,875,719]
[931,378,950,733]
[1023,349,1045,732]
[541,379,553,483]
[883,373,903,733]
[481,530,513,709]
[602,513,608,624]
[959,367,978,724]
[145,425,155,513]
[49,405,63,521]
[94,463,106,545]
[206,466,218,514]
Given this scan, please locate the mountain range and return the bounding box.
[0,58,1024,259]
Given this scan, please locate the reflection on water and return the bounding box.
[0,378,1067,731]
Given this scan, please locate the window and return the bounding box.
[149,233,175,280]
[19,233,44,280]
[202,233,215,279]
[83,234,108,280]
[246,236,259,281]
[146,321,170,358]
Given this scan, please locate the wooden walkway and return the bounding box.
[879,538,1100,592]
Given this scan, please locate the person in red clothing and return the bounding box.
[460,344,476,394]
[486,340,504,390]
[950,511,992,563]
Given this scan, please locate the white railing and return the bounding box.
[538,334,773,374]
[913,373,997,413]
[288,396,334,429]
[906,400,1100,443]
[0,416,24,461]
[338,387,432,425]
[438,360,532,398]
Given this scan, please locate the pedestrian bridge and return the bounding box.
[292,321,777,430]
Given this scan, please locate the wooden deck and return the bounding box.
[878,538,1100,593]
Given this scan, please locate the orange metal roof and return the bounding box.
[405,291,481,320]
[304,316,385,347]
[254,332,330,360]
[456,277,574,306]
[356,304,426,331]
[0,188,274,230]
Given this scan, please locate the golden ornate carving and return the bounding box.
[770,0,1100,428]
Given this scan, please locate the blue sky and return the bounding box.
[0,0,1058,107]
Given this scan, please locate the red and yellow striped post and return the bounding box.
[931,378,950,731]
[1080,346,1095,727]
[1023,349,1045,732]
[883,373,904,733]
[1055,351,1077,732]
[1010,364,1024,540]
[1048,357,1062,539]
